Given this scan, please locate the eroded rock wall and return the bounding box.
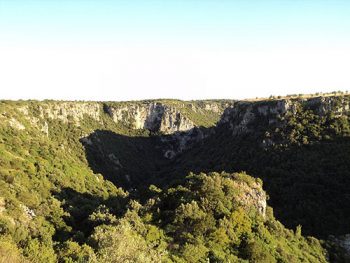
[220,96,350,138]
[105,102,195,134]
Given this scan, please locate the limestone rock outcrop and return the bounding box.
[19,102,101,124]
[220,96,350,138]
[231,177,267,217]
[10,100,228,138]
[105,102,195,134]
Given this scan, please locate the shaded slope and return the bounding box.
[0,96,350,261]
[81,130,169,189]
[79,95,350,239]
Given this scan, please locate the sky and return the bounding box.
[0,0,350,101]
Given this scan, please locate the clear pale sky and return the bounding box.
[1,1,350,101]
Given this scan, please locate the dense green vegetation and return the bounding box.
[0,97,349,262]
[171,96,350,239]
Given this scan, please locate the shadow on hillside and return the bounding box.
[170,130,350,238]
[80,121,350,238]
[80,126,213,190]
[81,130,165,190]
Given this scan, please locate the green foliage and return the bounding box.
[0,98,348,262]
[131,172,327,262]
[56,241,96,263]
[91,221,164,263]
[0,235,26,263]
[22,238,56,263]
[0,101,127,261]
[170,96,350,244]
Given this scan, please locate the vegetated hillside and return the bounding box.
[171,96,350,239]
[0,97,347,262]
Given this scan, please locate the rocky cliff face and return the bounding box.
[220,95,350,146]
[233,178,267,217]
[19,102,101,124]
[8,96,349,136]
[104,102,195,134]
[2,100,227,159]
[101,101,231,157]
[6,96,350,159]
[9,100,227,135]
[219,99,292,135]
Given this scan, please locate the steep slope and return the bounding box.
[0,96,349,262]
[0,99,235,262]
[170,95,350,239]
[75,95,350,238]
